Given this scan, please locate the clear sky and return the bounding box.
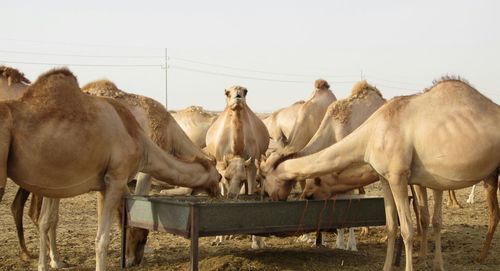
[2,0,499,112]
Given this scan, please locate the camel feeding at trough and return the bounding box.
[205,85,269,248]
[0,68,221,271]
[205,85,269,198]
[264,77,500,271]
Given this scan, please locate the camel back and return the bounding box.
[328,81,385,124]
[0,65,30,85]
[19,68,96,124]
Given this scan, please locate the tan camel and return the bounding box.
[205,85,269,197]
[171,105,218,148]
[262,100,304,148]
[0,66,68,267]
[0,68,220,271]
[261,79,336,174]
[264,77,500,271]
[287,81,385,250]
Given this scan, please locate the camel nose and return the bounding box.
[236,94,242,98]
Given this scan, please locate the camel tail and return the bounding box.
[11,188,35,260]
[0,104,13,203]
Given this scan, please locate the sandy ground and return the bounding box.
[0,181,498,271]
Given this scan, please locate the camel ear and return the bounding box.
[244,157,252,167]
[243,88,248,97]
[224,89,230,97]
[22,77,31,84]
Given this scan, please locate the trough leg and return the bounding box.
[121,199,128,269]
[190,206,199,271]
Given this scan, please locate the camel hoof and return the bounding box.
[20,251,35,261]
[50,260,69,269]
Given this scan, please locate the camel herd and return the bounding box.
[0,65,498,271]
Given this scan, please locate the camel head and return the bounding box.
[217,155,254,198]
[262,167,296,201]
[300,177,335,200]
[225,85,248,111]
[125,227,149,267]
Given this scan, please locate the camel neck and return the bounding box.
[230,109,244,155]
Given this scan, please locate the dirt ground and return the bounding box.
[0,181,498,271]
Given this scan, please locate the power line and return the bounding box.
[171,65,357,84]
[0,59,162,67]
[170,56,358,79]
[0,49,163,59]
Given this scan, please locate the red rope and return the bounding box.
[315,199,328,234]
[293,200,309,236]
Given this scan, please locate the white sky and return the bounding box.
[2,0,499,112]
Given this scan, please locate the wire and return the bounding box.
[0,59,163,67]
[171,56,358,79]
[0,49,163,59]
[171,65,357,84]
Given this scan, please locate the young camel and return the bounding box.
[0,68,220,271]
[264,77,500,271]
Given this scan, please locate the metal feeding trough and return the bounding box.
[121,194,388,271]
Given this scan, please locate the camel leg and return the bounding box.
[477,173,499,262]
[29,193,44,227]
[96,178,127,271]
[347,228,358,251]
[336,228,345,249]
[387,173,414,271]
[466,185,476,204]
[447,190,461,209]
[251,235,266,249]
[431,190,444,271]
[413,185,429,259]
[11,187,35,260]
[134,172,152,195]
[381,178,398,271]
[37,198,60,271]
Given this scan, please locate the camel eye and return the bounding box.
[314,178,321,187]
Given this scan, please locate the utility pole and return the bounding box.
[360,69,364,80]
[164,48,168,109]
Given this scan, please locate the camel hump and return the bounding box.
[81,79,125,98]
[424,75,472,93]
[23,68,80,99]
[351,80,383,99]
[105,98,142,139]
[0,65,31,85]
[314,79,330,90]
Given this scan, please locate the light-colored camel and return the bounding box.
[262,100,304,148]
[205,85,269,249]
[0,68,220,271]
[261,79,336,174]
[287,81,386,250]
[171,105,218,148]
[206,85,269,197]
[264,77,500,271]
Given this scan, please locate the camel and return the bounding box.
[261,79,336,174]
[280,81,386,250]
[171,105,218,148]
[0,68,220,271]
[264,77,500,271]
[205,85,269,249]
[262,100,304,148]
[205,85,269,197]
[0,65,31,100]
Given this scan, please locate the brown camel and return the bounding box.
[205,85,269,198]
[171,105,218,148]
[0,68,220,271]
[264,77,500,271]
